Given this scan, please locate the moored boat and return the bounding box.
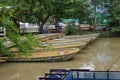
[39,37,93,51]
[7,48,79,62]
[40,41,87,51]
[36,33,65,42]
[0,57,8,62]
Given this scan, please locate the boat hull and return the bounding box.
[7,48,79,62]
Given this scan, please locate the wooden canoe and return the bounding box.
[7,48,79,62]
[39,41,88,51]
[0,57,8,62]
[36,33,65,42]
[48,38,92,43]
[61,33,100,40]
[39,37,92,50]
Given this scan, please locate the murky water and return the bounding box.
[0,37,120,80]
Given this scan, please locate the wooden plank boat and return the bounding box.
[39,37,93,50]
[39,40,88,51]
[7,48,79,62]
[36,33,65,42]
[0,57,8,62]
[9,38,89,54]
[61,35,97,40]
[61,33,100,39]
[2,33,65,48]
[68,33,100,37]
[8,40,88,55]
[48,37,92,43]
[8,36,92,52]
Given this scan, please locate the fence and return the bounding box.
[38,69,120,80]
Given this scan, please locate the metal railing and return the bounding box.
[70,69,120,80]
[38,69,120,80]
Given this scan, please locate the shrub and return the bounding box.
[0,39,13,57]
[111,26,120,36]
[63,25,79,35]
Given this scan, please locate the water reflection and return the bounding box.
[10,72,20,79]
[93,53,112,63]
[93,53,112,70]
[79,37,120,71]
[79,53,112,70]
[79,62,95,70]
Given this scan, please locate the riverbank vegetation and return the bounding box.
[0,15,38,57]
[108,0,120,36]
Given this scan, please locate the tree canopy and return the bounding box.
[109,0,120,26]
[108,0,120,35]
[3,0,90,33]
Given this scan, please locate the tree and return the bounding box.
[6,0,90,33]
[0,5,38,57]
[6,0,73,33]
[74,0,90,23]
[108,0,120,35]
[63,0,90,22]
[90,0,102,30]
[109,0,120,26]
[5,0,53,33]
[0,0,91,57]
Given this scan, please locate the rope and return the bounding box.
[107,55,120,71]
[105,34,119,71]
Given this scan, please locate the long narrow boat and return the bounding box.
[61,33,100,41]
[8,40,87,57]
[39,37,92,51]
[39,41,88,51]
[2,33,65,48]
[61,35,98,42]
[7,48,79,62]
[0,57,8,62]
[61,33,100,38]
[37,34,99,53]
[48,37,92,43]
[36,33,65,42]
